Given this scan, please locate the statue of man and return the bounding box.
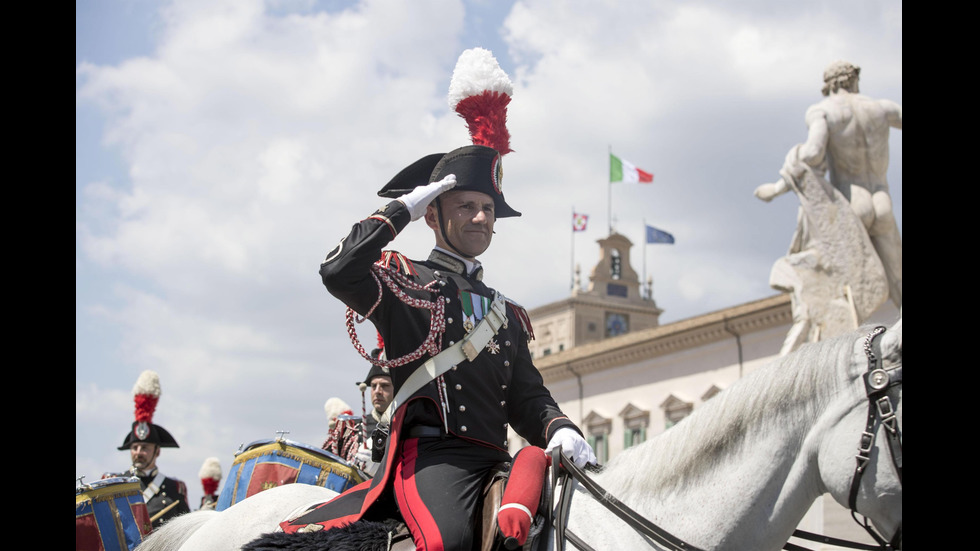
[756,60,902,308]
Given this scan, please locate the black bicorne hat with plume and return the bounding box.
[118,370,180,449]
[378,48,520,218]
[358,334,389,389]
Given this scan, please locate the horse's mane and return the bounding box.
[598,327,864,497]
[136,509,219,551]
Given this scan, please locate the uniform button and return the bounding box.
[459,405,466,412]
[501,385,507,390]
[452,365,458,371]
[505,341,511,347]
[433,270,442,278]
[455,384,462,390]
[447,317,454,324]
[503,360,510,367]
[449,341,455,345]
[461,426,468,432]
[500,401,506,407]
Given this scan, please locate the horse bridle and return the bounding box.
[549,326,903,551]
[772,325,903,551]
[847,325,903,547]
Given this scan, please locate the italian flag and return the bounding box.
[610,153,653,183]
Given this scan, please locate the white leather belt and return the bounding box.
[142,471,165,502]
[381,292,508,424]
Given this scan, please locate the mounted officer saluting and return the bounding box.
[279,48,595,550]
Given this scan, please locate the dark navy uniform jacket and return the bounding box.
[141,473,191,528]
[105,469,191,529]
[281,200,579,532]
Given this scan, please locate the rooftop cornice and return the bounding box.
[535,293,792,383]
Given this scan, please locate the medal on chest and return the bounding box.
[459,290,491,333]
[459,290,501,354]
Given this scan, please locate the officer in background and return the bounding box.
[354,348,394,475]
[105,370,191,528]
[322,348,394,476]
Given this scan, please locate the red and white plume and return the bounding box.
[448,48,514,155]
[132,370,162,424]
[324,397,353,430]
[199,457,222,496]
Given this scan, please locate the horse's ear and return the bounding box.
[881,318,902,361]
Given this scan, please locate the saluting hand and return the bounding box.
[398,174,458,221]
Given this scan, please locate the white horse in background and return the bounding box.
[138,318,902,551]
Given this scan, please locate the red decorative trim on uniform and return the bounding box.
[368,214,398,238]
[376,250,417,276]
[507,301,535,341]
[395,439,443,551]
[544,417,569,440]
[347,264,445,369]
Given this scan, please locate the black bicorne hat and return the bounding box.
[118,421,180,450]
[377,48,520,218]
[118,370,180,450]
[357,348,391,387]
[378,145,520,218]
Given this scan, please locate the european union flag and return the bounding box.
[645,224,675,244]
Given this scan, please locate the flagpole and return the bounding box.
[607,145,612,235]
[642,219,647,300]
[570,206,575,291]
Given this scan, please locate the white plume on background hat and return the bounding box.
[324,397,353,430]
[199,457,222,482]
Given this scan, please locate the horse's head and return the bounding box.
[820,318,902,547]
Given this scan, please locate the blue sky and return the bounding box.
[77,0,901,508]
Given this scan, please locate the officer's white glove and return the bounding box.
[398,174,457,221]
[545,428,597,468]
[354,443,372,467]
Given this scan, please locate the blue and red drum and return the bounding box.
[75,476,152,551]
[215,438,368,511]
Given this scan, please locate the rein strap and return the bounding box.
[549,448,705,551]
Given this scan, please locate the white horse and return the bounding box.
[138,319,902,551]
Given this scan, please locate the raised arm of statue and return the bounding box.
[799,105,830,171]
[882,98,902,130]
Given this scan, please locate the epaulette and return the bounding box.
[375,250,417,276]
[506,299,534,342]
